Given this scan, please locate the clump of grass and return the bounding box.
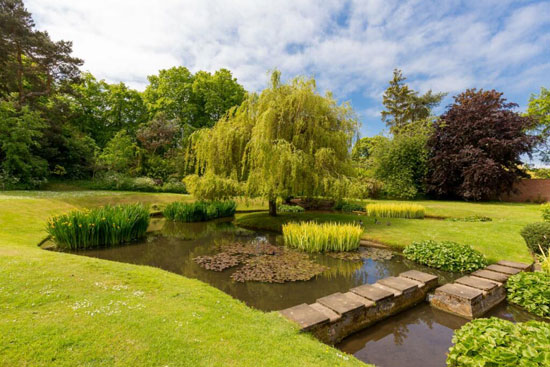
[278,204,305,213]
[46,204,150,250]
[282,222,362,253]
[366,203,425,219]
[163,200,236,222]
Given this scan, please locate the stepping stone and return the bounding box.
[280,303,329,331]
[471,269,509,283]
[399,270,438,288]
[310,302,341,322]
[351,284,394,303]
[435,283,483,302]
[372,282,403,297]
[486,264,521,275]
[317,292,365,315]
[496,260,532,271]
[377,276,418,294]
[455,276,498,292]
[344,292,375,308]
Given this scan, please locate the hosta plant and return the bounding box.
[506,271,550,318]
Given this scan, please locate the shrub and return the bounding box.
[46,204,150,250]
[540,246,550,274]
[282,222,362,253]
[163,200,236,222]
[506,272,550,318]
[520,222,550,254]
[87,173,187,194]
[278,204,305,213]
[447,317,550,367]
[446,215,492,222]
[403,240,487,272]
[541,203,550,221]
[366,203,425,219]
[333,200,364,212]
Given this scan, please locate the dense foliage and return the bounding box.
[426,89,538,200]
[277,204,305,213]
[527,87,550,163]
[163,200,236,222]
[520,222,550,254]
[282,222,362,253]
[366,203,425,219]
[403,240,487,272]
[332,200,364,212]
[186,71,360,216]
[46,204,150,250]
[540,203,550,221]
[506,272,550,318]
[447,318,550,367]
[87,173,187,193]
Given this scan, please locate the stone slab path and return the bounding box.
[279,270,438,344]
[430,260,533,319]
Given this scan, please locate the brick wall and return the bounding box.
[501,179,550,203]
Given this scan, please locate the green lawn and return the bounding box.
[0,191,364,367]
[236,200,539,263]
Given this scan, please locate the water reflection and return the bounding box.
[72,218,459,311]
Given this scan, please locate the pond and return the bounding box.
[66,218,544,367]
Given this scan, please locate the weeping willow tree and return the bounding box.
[185,71,359,216]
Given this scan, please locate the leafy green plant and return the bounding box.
[541,203,550,221]
[520,222,550,254]
[403,240,487,272]
[282,222,362,253]
[163,200,236,222]
[447,317,550,367]
[446,215,492,222]
[46,204,150,250]
[506,272,550,318]
[539,245,550,274]
[366,203,425,219]
[278,204,305,213]
[333,200,364,212]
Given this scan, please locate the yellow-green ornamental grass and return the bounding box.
[282,222,362,252]
[366,203,425,219]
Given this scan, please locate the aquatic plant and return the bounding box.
[46,204,150,250]
[282,222,362,253]
[447,317,550,367]
[403,240,487,272]
[506,272,550,318]
[366,203,425,219]
[163,200,236,222]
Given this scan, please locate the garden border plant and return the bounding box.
[520,222,550,254]
[366,203,425,219]
[46,203,150,250]
[403,240,487,272]
[506,271,550,318]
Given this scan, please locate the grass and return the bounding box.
[366,203,425,219]
[282,222,362,252]
[236,199,539,263]
[0,190,365,367]
[47,204,150,250]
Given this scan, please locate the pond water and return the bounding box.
[67,218,544,367]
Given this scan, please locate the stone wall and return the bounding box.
[501,179,550,203]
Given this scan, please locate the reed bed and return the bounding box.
[46,204,150,250]
[163,200,236,222]
[366,203,425,219]
[282,222,362,253]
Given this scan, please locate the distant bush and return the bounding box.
[366,203,425,219]
[333,200,364,212]
[278,204,304,213]
[403,240,487,272]
[506,272,550,318]
[520,222,550,254]
[88,173,187,194]
[163,200,236,222]
[46,204,150,250]
[282,222,362,253]
[541,203,550,221]
[447,317,550,367]
[446,215,492,222]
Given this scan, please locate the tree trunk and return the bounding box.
[268,199,277,217]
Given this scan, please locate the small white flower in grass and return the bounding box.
[133,290,145,297]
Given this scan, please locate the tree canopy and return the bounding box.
[527,87,550,163]
[186,71,359,215]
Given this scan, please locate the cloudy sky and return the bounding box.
[26,0,550,137]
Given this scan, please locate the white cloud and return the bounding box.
[25,0,550,134]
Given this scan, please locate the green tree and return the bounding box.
[527,87,550,162]
[186,71,359,216]
[0,100,47,187]
[381,69,445,135]
[97,130,138,174]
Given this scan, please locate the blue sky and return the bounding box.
[27,0,550,138]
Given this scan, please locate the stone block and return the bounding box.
[280,303,329,331]
[455,276,498,292]
[377,276,418,294]
[471,269,509,283]
[310,302,341,322]
[350,283,394,303]
[317,292,365,316]
[486,264,521,275]
[399,270,438,288]
[496,260,533,271]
